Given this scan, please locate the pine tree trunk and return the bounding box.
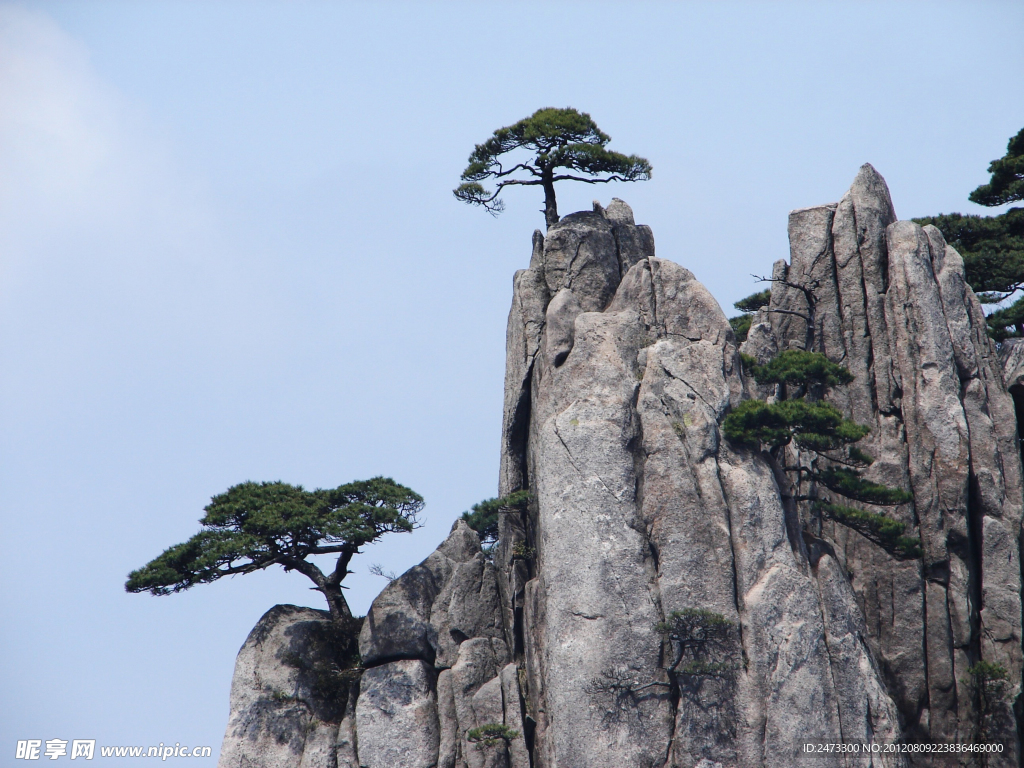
[320,585,353,625]
[286,555,355,626]
[542,169,558,229]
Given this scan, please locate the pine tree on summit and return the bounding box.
[454,107,651,228]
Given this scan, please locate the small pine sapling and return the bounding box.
[466,723,520,749]
[656,608,738,679]
[963,661,1010,753]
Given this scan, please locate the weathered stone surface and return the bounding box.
[356,520,518,768]
[498,199,906,768]
[222,519,515,768]
[1001,338,1024,391]
[352,521,517,768]
[358,563,440,666]
[218,605,359,768]
[498,663,530,768]
[448,638,505,768]
[360,520,494,667]
[429,549,505,670]
[355,659,439,768]
[221,183,1024,768]
[436,670,459,768]
[758,165,1023,766]
[335,700,359,768]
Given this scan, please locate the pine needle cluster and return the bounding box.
[656,608,738,678]
[727,289,771,342]
[460,490,531,549]
[723,350,919,560]
[914,126,1024,339]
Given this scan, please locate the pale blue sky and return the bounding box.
[1,1,1021,763]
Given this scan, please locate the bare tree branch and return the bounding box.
[764,308,811,322]
[368,563,397,581]
[493,162,543,179]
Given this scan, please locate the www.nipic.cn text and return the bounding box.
[15,740,213,760]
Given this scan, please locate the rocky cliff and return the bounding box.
[742,167,1023,767]
[218,169,1024,768]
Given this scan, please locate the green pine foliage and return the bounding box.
[963,660,1011,746]
[816,468,912,505]
[728,314,753,343]
[655,608,733,637]
[466,723,520,747]
[815,502,921,560]
[749,349,854,388]
[656,608,737,678]
[969,127,1024,207]
[964,661,1010,699]
[913,126,1024,339]
[733,289,772,313]
[460,490,531,549]
[722,398,868,452]
[728,289,771,343]
[985,291,1024,341]
[126,477,423,622]
[913,209,1024,303]
[722,351,920,559]
[454,107,651,227]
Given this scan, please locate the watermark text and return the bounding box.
[15,740,212,760]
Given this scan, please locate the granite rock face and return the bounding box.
[217,605,361,768]
[744,165,1023,766]
[355,520,524,768]
[497,199,906,767]
[219,521,524,768]
[356,660,440,768]
[220,183,1024,768]
[1001,338,1024,394]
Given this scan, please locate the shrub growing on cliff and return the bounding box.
[963,660,1010,756]
[454,107,651,228]
[656,608,738,679]
[914,126,1024,339]
[460,490,531,550]
[724,350,918,559]
[727,289,771,342]
[466,723,520,749]
[126,477,423,625]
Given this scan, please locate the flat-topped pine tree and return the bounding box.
[454,107,651,228]
[126,477,423,626]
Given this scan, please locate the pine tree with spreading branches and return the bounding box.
[454,107,651,228]
[126,477,423,626]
